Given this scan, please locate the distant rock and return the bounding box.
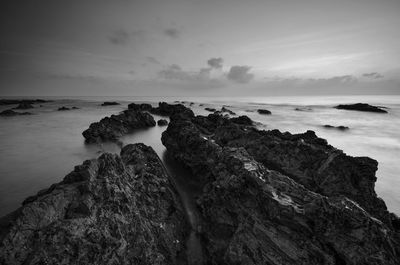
[161,112,400,265]
[100,101,120,106]
[335,103,388,113]
[0,99,51,105]
[13,102,34,109]
[127,102,153,111]
[0,109,32,116]
[82,109,156,143]
[58,106,71,111]
[0,143,188,265]
[72,106,79,109]
[157,119,168,126]
[219,106,236,115]
[323,124,349,130]
[205,107,216,112]
[295,107,312,111]
[257,108,271,115]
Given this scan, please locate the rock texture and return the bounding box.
[0,144,188,265]
[162,113,400,265]
[335,103,388,113]
[82,110,156,143]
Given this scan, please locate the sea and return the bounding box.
[1,95,399,220]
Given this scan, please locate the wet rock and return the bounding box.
[128,102,153,111]
[215,107,236,116]
[72,106,79,109]
[151,102,194,118]
[157,119,169,126]
[257,109,272,115]
[0,110,32,116]
[162,113,400,264]
[323,124,349,130]
[82,109,156,143]
[58,106,71,111]
[335,103,388,113]
[229,115,253,125]
[13,102,34,109]
[0,143,188,265]
[295,107,312,111]
[205,107,216,112]
[100,101,120,106]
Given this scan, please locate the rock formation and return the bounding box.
[335,103,388,113]
[323,124,349,130]
[14,102,34,109]
[0,110,32,116]
[101,101,120,106]
[58,106,71,111]
[257,109,272,115]
[82,109,156,143]
[0,144,188,265]
[161,112,400,264]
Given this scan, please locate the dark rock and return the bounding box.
[295,107,312,111]
[13,102,34,109]
[0,99,51,105]
[72,106,79,109]
[128,102,153,111]
[157,119,169,126]
[58,106,71,111]
[216,107,236,115]
[205,107,216,112]
[82,109,156,143]
[150,102,194,119]
[0,143,188,265]
[229,115,253,125]
[323,124,350,130]
[257,109,272,115]
[100,101,120,106]
[0,110,32,116]
[335,103,388,113]
[161,113,400,264]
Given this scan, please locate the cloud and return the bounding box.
[108,29,130,45]
[362,72,384,79]
[227,66,254,83]
[158,64,191,80]
[146,56,160,65]
[164,28,180,39]
[207,57,223,69]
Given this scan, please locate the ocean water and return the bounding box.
[0,95,399,220]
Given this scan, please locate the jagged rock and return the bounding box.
[151,102,194,118]
[161,114,400,265]
[128,102,153,111]
[0,110,32,116]
[100,101,120,106]
[229,115,253,125]
[82,110,156,143]
[335,103,388,113]
[58,106,71,111]
[0,143,188,265]
[257,109,272,115]
[13,102,34,109]
[157,119,169,126]
[323,124,349,130]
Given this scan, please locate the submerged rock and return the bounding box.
[335,103,388,113]
[157,119,169,126]
[161,113,400,264]
[58,106,71,111]
[100,101,120,106]
[82,109,156,143]
[257,108,272,115]
[0,99,51,105]
[13,102,34,109]
[0,143,188,265]
[0,110,32,116]
[323,124,349,130]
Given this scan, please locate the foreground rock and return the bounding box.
[82,109,156,143]
[157,119,169,126]
[0,110,32,116]
[323,124,349,130]
[335,103,388,113]
[162,113,400,264]
[0,143,188,265]
[101,101,120,106]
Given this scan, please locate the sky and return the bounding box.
[0,0,399,96]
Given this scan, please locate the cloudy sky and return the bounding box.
[0,0,399,96]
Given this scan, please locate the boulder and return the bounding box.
[157,119,169,126]
[0,144,188,265]
[323,124,349,130]
[335,103,388,113]
[257,109,272,115]
[82,110,156,143]
[150,102,194,118]
[100,101,120,106]
[128,102,153,111]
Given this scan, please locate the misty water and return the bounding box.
[1,95,399,223]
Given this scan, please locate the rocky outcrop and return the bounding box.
[82,109,156,143]
[257,109,271,115]
[157,119,169,126]
[101,101,120,106]
[58,106,71,111]
[0,110,32,116]
[205,107,216,112]
[0,99,50,105]
[161,113,400,264]
[323,124,349,130]
[14,102,34,109]
[0,144,188,265]
[150,102,194,118]
[128,102,153,112]
[335,103,388,113]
